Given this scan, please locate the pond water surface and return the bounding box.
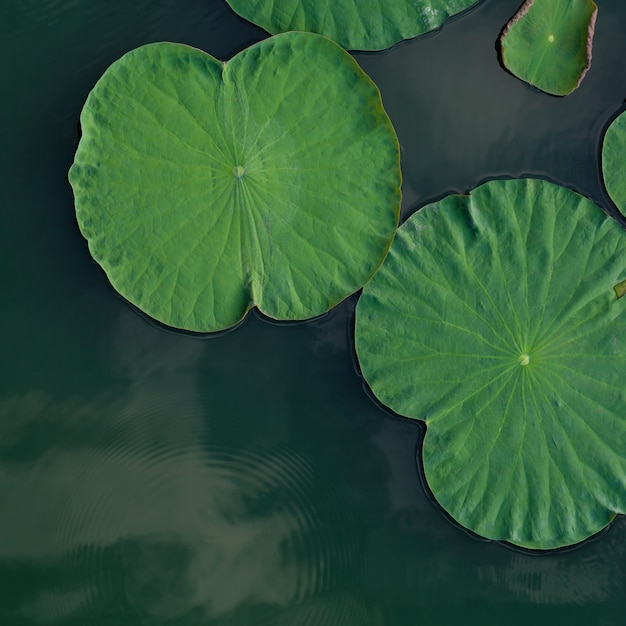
[1,1,626,624]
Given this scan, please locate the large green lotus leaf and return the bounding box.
[602,110,626,217]
[69,34,401,332]
[500,0,597,96]
[225,0,482,51]
[355,178,626,550]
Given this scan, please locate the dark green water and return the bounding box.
[1,1,626,624]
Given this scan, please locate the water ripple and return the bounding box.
[50,434,363,622]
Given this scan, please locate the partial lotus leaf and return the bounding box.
[69,34,401,332]
[500,0,597,96]
[225,0,483,51]
[602,110,626,217]
[355,178,626,550]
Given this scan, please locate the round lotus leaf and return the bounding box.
[69,34,401,332]
[225,0,483,51]
[500,0,598,96]
[602,110,626,217]
[355,178,626,550]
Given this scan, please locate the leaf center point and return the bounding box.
[233,165,246,179]
[518,353,530,366]
[547,34,555,43]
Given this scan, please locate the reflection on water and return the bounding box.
[52,448,316,620]
[2,0,626,624]
[0,310,377,624]
[477,533,624,605]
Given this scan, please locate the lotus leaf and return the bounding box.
[69,34,401,332]
[499,0,597,96]
[225,0,482,51]
[602,110,626,217]
[355,178,626,550]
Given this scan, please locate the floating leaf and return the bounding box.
[355,178,626,550]
[499,0,597,96]
[225,0,483,51]
[69,34,401,332]
[602,110,626,218]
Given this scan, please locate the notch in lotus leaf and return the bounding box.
[225,0,483,51]
[69,33,401,332]
[499,0,598,96]
[355,177,626,550]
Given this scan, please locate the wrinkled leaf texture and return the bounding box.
[226,0,482,51]
[356,178,626,549]
[70,34,401,332]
